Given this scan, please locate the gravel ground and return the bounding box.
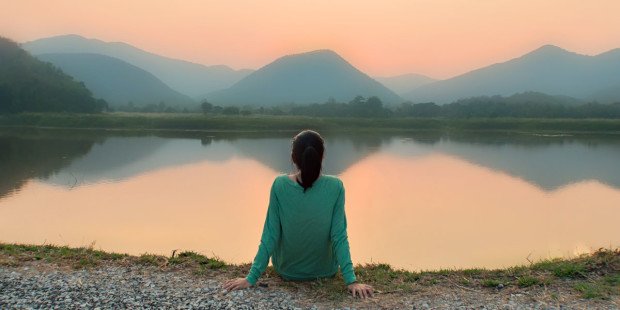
[1,263,618,309]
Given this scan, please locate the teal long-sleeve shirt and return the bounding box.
[246,174,357,286]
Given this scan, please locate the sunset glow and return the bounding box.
[2,0,620,78]
[2,154,619,270]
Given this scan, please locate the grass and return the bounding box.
[1,243,619,300]
[2,112,620,133]
[481,279,503,288]
[517,275,541,287]
[574,282,605,299]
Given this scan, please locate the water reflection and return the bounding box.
[3,129,620,195]
[342,153,620,270]
[1,129,620,270]
[0,132,100,198]
[0,152,618,270]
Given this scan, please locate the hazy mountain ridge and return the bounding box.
[20,36,620,106]
[404,45,620,104]
[22,35,252,98]
[375,73,437,95]
[36,53,194,107]
[0,37,104,113]
[206,49,402,106]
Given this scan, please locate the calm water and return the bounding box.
[1,128,619,271]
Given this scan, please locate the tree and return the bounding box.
[201,100,213,114]
[212,105,224,114]
[222,106,240,115]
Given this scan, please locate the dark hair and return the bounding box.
[291,130,325,192]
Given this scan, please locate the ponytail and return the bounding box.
[291,130,325,192]
[299,146,321,191]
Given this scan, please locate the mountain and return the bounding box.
[591,83,620,103]
[36,53,194,107]
[206,50,402,106]
[404,45,620,104]
[0,37,105,113]
[375,73,437,95]
[22,34,252,98]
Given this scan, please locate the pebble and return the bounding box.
[1,264,617,309]
[0,265,302,309]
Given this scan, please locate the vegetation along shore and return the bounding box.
[1,243,618,309]
[3,113,620,133]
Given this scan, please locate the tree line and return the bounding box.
[198,92,620,119]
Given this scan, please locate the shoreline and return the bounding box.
[1,243,618,308]
[2,113,620,134]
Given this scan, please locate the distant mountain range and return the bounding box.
[22,35,252,99]
[17,35,620,106]
[404,45,620,104]
[206,50,402,106]
[374,73,437,95]
[37,53,194,106]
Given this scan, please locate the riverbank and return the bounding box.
[1,244,618,309]
[2,113,620,133]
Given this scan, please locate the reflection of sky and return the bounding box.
[45,136,390,187]
[3,152,620,271]
[384,137,620,190]
[42,133,620,191]
[3,132,620,270]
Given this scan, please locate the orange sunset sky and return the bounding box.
[2,0,619,78]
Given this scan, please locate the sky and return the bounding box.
[2,0,620,78]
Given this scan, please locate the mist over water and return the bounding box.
[1,129,619,270]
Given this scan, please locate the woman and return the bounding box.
[224,130,373,298]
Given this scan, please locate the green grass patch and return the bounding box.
[481,279,503,288]
[532,259,587,278]
[574,282,604,299]
[168,251,226,269]
[602,274,620,286]
[0,243,127,268]
[517,276,541,287]
[462,268,485,277]
[138,254,166,266]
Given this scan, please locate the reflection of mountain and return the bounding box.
[2,129,620,197]
[389,133,620,190]
[0,130,99,198]
[231,134,393,175]
[43,133,392,186]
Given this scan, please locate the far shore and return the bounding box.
[1,243,618,308]
[2,113,620,134]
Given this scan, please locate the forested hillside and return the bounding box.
[0,37,106,113]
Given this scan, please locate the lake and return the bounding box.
[1,128,619,271]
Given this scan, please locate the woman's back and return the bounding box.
[245,173,355,285]
[271,174,347,280]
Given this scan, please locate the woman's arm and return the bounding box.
[330,180,374,298]
[330,180,356,285]
[224,179,281,291]
[245,179,282,285]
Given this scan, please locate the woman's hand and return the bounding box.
[347,282,374,299]
[223,278,251,291]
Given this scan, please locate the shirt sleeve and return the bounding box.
[330,180,357,285]
[246,179,282,286]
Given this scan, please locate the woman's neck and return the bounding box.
[288,172,303,185]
